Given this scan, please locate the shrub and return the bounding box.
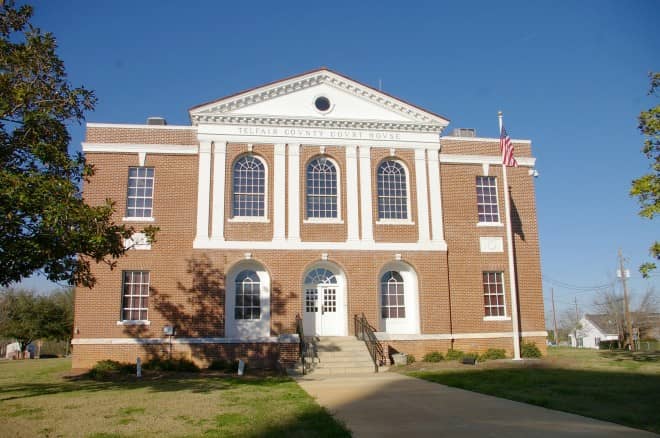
[406,354,416,364]
[460,353,478,364]
[598,340,619,350]
[423,351,444,362]
[208,358,240,372]
[445,349,464,361]
[479,348,506,361]
[88,360,135,379]
[521,341,542,358]
[143,357,199,372]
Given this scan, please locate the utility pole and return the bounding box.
[551,288,559,345]
[574,297,579,347]
[618,249,635,351]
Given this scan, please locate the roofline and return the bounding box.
[87,122,195,130]
[441,135,531,144]
[188,67,451,124]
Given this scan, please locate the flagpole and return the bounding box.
[499,111,522,360]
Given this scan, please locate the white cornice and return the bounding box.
[193,238,447,252]
[87,123,195,130]
[82,143,198,154]
[189,69,450,129]
[442,135,531,144]
[440,154,536,167]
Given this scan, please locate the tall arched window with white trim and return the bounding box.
[306,157,338,219]
[377,160,408,220]
[381,271,405,318]
[232,155,265,217]
[235,269,261,320]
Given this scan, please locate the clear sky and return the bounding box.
[18,0,659,321]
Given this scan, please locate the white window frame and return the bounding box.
[119,271,150,324]
[476,175,501,225]
[229,154,269,222]
[482,271,510,321]
[124,166,155,221]
[375,159,413,224]
[234,270,261,320]
[381,271,406,319]
[304,155,343,223]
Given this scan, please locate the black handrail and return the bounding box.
[354,313,384,373]
[295,314,306,374]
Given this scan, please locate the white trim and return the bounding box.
[303,218,344,224]
[375,330,547,341]
[228,217,270,223]
[376,219,415,225]
[376,157,413,222]
[116,320,151,326]
[345,145,360,241]
[82,143,198,154]
[358,146,374,243]
[426,147,445,243]
[87,123,195,130]
[194,238,447,251]
[138,152,146,166]
[414,148,430,243]
[477,222,504,227]
[226,261,271,339]
[442,135,531,144]
[287,143,301,241]
[303,154,343,222]
[379,261,421,335]
[483,316,511,321]
[273,143,287,240]
[72,335,300,345]
[195,141,212,240]
[211,141,227,241]
[440,153,536,167]
[122,217,156,222]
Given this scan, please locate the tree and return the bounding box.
[0,2,155,287]
[630,72,660,278]
[0,288,73,352]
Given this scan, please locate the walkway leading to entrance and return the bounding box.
[296,372,655,437]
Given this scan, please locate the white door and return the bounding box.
[303,285,342,336]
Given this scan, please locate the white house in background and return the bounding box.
[569,314,619,349]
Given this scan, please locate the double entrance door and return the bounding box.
[303,285,342,336]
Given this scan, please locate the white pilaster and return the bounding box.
[195,141,212,242]
[273,143,286,241]
[287,143,301,242]
[210,140,227,241]
[426,147,445,243]
[414,148,431,243]
[358,146,374,243]
[345,145,360,241]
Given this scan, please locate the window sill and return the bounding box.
[228,217,270,223]
[476,222,503,227]
[117,320,151,326]
[376,219,415,225]
[483,316,511,321]
[123,217,155,222]
[303,218,344,224]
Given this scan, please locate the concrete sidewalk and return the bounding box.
[296,372,656,437]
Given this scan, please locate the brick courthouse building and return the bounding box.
[72,68,546,369]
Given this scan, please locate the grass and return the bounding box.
[401,347,660,433]
[0,358,350,437]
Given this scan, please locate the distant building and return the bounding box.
[72,68,546,369]
[569,314,619,349]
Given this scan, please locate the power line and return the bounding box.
[542,274,614,292]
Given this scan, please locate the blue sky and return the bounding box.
[19,1,659,319]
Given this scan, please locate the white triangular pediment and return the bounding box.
[189,69,449,132]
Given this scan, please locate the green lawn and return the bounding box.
[404,347,660,434]
[0,358,350,437]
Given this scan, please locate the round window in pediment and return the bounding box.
[314,96,331,112]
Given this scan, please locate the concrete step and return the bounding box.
[311,366,377,375]
[315,359,375,368]
[316,345,371,353]
[315,354,374,363]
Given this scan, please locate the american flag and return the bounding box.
[500,126,518,167]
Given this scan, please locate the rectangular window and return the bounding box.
[121,271,150,321]
[476,176,499,223]
[483,271,505,317]
[126,167,155,218]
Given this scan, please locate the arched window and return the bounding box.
[381,271,405,319]
[377,160,408,220]
[306,157,338,219]
[304,268,337,285]
[233,155,266,217]
[235,270,260,320]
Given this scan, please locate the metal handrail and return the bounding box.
[354,313,384,373]
[295,314,317,375]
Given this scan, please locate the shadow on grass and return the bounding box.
[599,350,660,362]
[408,367,660,434]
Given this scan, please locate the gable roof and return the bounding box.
[188,67,450,130]
[584,314,619,335]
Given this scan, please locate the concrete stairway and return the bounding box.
[305,336,380,376]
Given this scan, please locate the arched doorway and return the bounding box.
[226,260,270,339]
[379,261,420,334]
[302,262,347,336]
